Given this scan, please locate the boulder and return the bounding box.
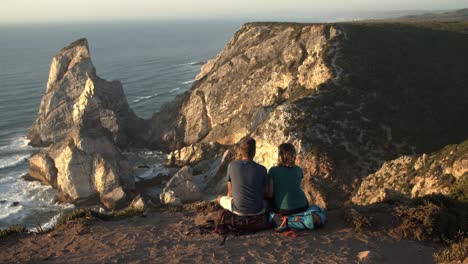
[29,151,57,188]
[159,166,202,204]
[30,123,134,208]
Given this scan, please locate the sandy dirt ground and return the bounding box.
[0,210,440,264]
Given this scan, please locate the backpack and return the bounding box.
[268,205,326,232]
[214,209,271,235]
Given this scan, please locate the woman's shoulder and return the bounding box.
[292,165,303,171]
[269,165,302,172]
[269,166,280,174]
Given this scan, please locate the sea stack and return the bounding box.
[28,39,138,208]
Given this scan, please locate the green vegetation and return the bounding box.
[56,206,145,226]
[450,173,468,203]
[162,200,219,213]
[345,194,467,242]
[336,22,468,155]
[0,225,27,239]
[434,237,468,263]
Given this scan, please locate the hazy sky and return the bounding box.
[1,0,467,24]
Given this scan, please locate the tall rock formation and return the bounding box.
[27,39,143,148]
[149,22,468,208]
[28,39,137,208]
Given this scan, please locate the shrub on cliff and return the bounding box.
[433,237,468,263]
[0,225,27,239]
[345,194,467,242]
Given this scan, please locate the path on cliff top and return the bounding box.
[0,210,439,263]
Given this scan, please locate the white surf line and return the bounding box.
[0,136,31,153]
[132,93,159,103]
[182,79,196,85]
[0,154,31,169]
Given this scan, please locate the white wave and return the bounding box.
[0,174,72,229]
[0,204,22,220]
[177,61,205,66]
[136,164,171,182]
[182,79,196,85]
[170,87,181,93]
[0,136,32,153]
[0,154,30,169]
[132,93,159,103]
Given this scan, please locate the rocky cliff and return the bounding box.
[148,22,468,208]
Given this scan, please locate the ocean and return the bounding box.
[0,20,241,229]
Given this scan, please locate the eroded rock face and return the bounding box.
[27,38,142,148]
[352,140,468,205]
[148,24,336,149]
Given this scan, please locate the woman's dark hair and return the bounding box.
[239,137,256,160]
[278,143,296,167]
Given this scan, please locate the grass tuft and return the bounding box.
[0,225,27,239]
[345,194,467,242]
[433,237,468,263]
[55,206,145,227]
[162,200,219,213]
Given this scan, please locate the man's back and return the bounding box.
[227,160,268,215]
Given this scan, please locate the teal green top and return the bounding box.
[269,165,308,211]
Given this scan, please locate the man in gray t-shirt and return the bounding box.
[217,137,268,216]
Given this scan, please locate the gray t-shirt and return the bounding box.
[227,160,268,214]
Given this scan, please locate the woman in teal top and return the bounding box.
[269,143,309,215]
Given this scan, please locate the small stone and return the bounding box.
[159,191,182,206]
[129,194,146,210]
[357,251,371,262]
[10,201,20,207]
[356,250,381,263]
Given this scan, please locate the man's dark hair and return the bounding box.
[239,137,256,160]
[278,143,296,167]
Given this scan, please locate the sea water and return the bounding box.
[0,20,241,229]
